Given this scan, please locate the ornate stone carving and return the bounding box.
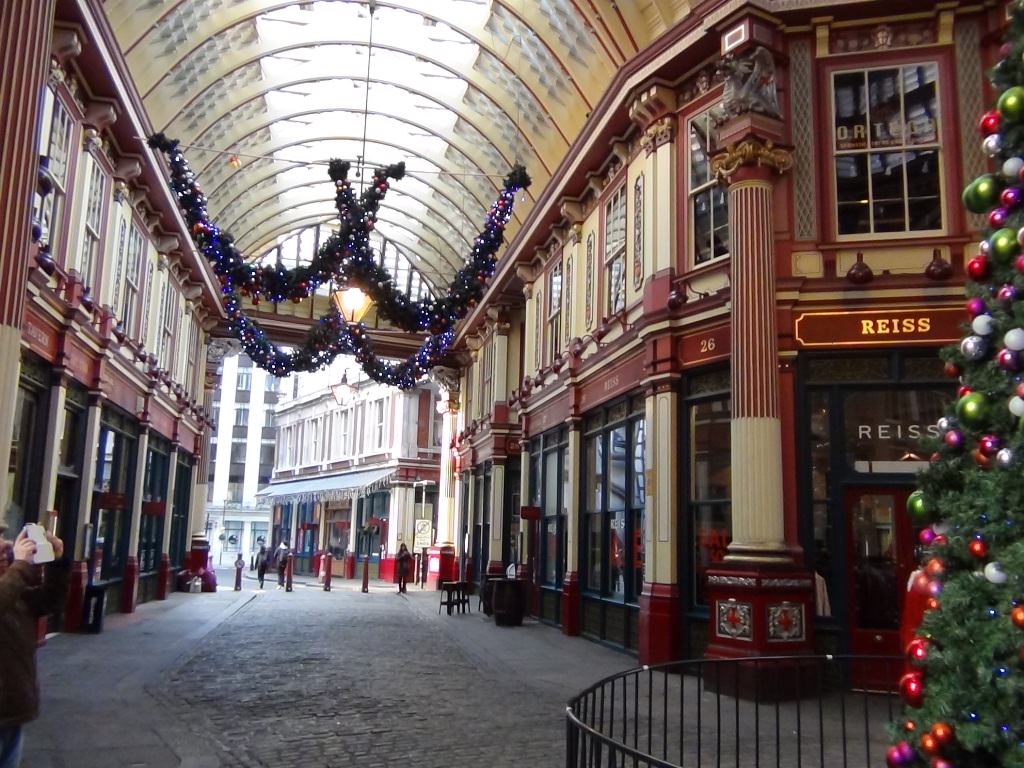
[707,575,757,588]
[830,21,935,54]
[640,116,675,157]
[429,366,460,396]
[206,338,242,364]
[632,174,644,290]
[711,136,793,181]
[711,46,781,125]
[716,600,753,640]
[767,602,805,642]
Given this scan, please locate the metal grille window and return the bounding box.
[80,155,106,288]
[548,262,562,363]
[604,187,626,315]
[689,110,729,265]
[832,62,942,235]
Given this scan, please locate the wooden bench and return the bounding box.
[438,580,471,615]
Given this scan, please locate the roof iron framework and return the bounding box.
[104,0,675,293]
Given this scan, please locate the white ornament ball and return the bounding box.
[1010,396,1024,417]
[996,447,1016,468]
[937,416,955,432]
[985,133,1004,157]
[961,335,988,360]
[972,315,996,336]
[1004,157,1024,182]
[934,522,950,536]
[1005,328,1024,351]
[984,561,1009,585]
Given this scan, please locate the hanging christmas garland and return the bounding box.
[147,133,530,387]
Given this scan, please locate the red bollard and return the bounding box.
[285,553,294,592]
[323,553,333,592]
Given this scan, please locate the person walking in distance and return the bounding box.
[396,543,413,594]
[255,544,268,589]
[0,527,69,768]
[276,541,289,589]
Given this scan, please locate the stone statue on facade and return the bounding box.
[712,46,781,124]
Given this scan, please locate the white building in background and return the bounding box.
[260,357,442,579]
[207,353,280,566]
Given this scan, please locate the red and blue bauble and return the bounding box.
[1001,185,1023,208]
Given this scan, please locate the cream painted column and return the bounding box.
[429,366,460,546]
[490,316,510,405]
[74,395,104,561]
[487,462,505,573]
[37,374,68,517]
[713,153,792,562]
[123,425,150,612]
[643,385,679,583]
[642,115,677,276]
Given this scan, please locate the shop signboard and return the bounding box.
[794,307,962,347]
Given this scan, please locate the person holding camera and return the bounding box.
[0,526,69,768]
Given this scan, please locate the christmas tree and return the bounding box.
[887,7,1024,768]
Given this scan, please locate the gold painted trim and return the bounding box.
[711,137,793,181]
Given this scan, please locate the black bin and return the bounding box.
[81,584,107,633]
[491,578,524,626]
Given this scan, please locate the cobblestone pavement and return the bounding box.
[25,573,632,768]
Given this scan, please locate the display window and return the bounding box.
[92,412,138,582]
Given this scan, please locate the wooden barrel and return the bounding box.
[491,578,524,626]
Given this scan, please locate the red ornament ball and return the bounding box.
[943,361,961,378]
[913,572,933,595]
[907,637,931,665]
[931,722,954,746]
[980,109,1002,136]
[957,385,972,398]
[926,597,941,611]
[900,672,925,708]
[1011,605,1024,628]
[904,720,916,732]
[967,255,991,280]
[968,538,988,558]
[931,760,953,768]
[972,449,991,469]
[925,558,945,578]
[933,535,948,547]
[919,733,938,756]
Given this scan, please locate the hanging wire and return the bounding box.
[356,0,377,188]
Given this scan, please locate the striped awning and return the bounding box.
[255,467,395,504]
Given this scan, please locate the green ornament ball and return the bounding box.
[906,490,930,523]
[998,86,1024,123]
[962,174,1003,214]
[956,391,989,427]
[991,227,1021,262]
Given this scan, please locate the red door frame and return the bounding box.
[844,486,915,686]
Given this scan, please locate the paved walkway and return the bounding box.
[24,571,632,768]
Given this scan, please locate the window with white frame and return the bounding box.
[431,404,443,448]
[237,370,251,391]
[548,262,562,362]
[123,225,144,334]
[34,88,73,257]
[140,260,154,344]
[604,187,626,315]
[689,110,729,265]
[234,405,249,427]
[158,279,176,371]
[310,417,322,463]
[334,409,351,457]
[832,62,942,236]
[264,409,274,428]
[480,339,492,411]
[112,221,127,317]
[80,154,106,289]
[372,400,385,449]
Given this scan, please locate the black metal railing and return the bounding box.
[565,654,902,768]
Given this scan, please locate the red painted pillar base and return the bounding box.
[486,560,504,577]
[426,544,456,589]
[379,555,396,583]
[343,553,356,579]
[121,556,139,613]
[638,583,681,665]
[561,571,580,636]
[703,563,815,697]
[156,554,170,600]
[285,554,294,592]
[63,561,88,633]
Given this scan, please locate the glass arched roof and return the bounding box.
[105,0,677,291]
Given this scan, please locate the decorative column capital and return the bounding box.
[640,116,676,157]
[711,135,792,183]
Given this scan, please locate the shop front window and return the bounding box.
[582,398,645,603]
[140,444,170,572]
[688,380,731,608]
[530,428,567,588]
[832,62,942,236]
[92,421,136,581]
[843,389,947,473]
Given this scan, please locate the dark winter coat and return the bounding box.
[0,558,70,727]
